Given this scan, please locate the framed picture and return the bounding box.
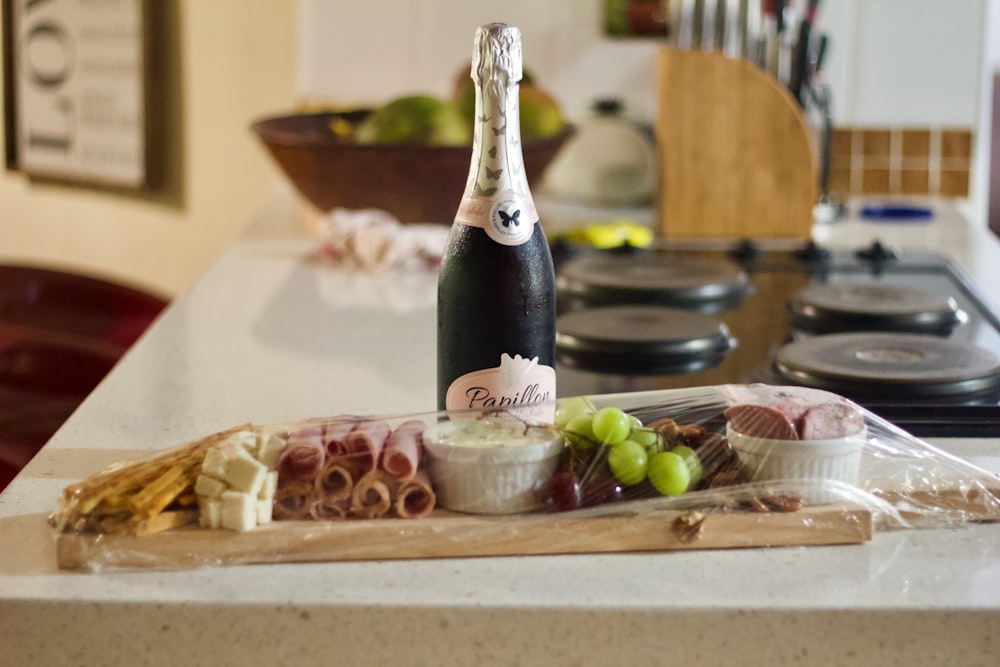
[3,0,146,188]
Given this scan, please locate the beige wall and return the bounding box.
[0,1,297,298]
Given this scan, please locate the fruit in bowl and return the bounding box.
[354,95,471,146]
[251,80,571,224]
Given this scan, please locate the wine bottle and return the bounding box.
[437,23,556,421]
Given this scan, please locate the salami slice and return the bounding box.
[381,419,426,480]
[724,404,799,440]
[393,468,436,519]
[798,402,865,440]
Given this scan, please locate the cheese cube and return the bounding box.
[258,470,278,501]
[201,447,228,480]
[224,451,267,496]
[194,473,227,498]
[221,490,257,531]
[256,498,273,525]
[198,497,223,529]
[256,431,286,470]
[230,430,259,455]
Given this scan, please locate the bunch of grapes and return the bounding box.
[547,397,704,512]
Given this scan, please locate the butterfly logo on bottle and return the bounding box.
[498,209,520,228]
[486,196,533,246]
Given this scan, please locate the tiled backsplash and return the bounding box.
[829,127,973,197]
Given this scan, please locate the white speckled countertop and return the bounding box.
[2,195,999,666]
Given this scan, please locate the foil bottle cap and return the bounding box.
[472,23,522,86]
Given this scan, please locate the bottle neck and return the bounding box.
[464,76,530,199]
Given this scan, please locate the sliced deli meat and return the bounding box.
[309,497,349,520]
[798,402,866,440]
[394,469,436,519]
[273,480,316,520]
[724,404,799,440]
[350,469,396,519]
[381,419,426,480]
[277,426,327,482]
[347,419,392,474]
[323,419,356,457]
[315,461,354,503]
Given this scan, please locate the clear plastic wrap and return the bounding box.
[49,384,1000,571]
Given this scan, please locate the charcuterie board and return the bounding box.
[56,502,873,571]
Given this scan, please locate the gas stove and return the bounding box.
[552,239,1000,437]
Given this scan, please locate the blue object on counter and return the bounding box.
[860,204,934,221]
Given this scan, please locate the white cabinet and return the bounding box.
[818,0,986,127]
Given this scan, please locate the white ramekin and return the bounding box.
[422,419,565,514]
[727,424,867,504]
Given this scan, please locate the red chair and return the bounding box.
[0,265,168,491]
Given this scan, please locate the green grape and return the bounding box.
[565,414,599,449]
[671,445,703,485]
[554,395,597,428]
[592,407,631,445]
[627,414,643,431]
[647,451,690,496]
[629,427,663,452]
[607,440,648,486]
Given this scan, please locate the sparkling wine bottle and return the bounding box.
[436,23,556,420]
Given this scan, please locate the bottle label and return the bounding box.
[445,353,556,422]
[455,190,537,246]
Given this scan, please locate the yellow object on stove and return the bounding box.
[560,221,654,249]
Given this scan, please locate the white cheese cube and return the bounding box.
[224,452,267,496]
[198,496,223,529]
[229,429,259,455]
[256,498,273,525]
[221,490,257,531]
[256,431,286,470]
[201,447,228,480]
[258,470,278,501]
[194,473,227,498]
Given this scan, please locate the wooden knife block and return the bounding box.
[655,48,817,239]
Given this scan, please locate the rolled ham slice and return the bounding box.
[315,460,354,503]
[346,419,392,474]
[350,470,397,519]
[273,480,316,521]
[323,419,356,457]
[277,426,327,482]
[393,468,436,519]
[381,419,426,480]
[309,497,349,520]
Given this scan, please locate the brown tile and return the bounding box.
[901,130,930,158]
[828,167,852,194]
[939,168,970,197]
[861,167,891,194]
[831,128,854,156]
[940,130,972,159]
[830,153,853,170]
[862,129,892,157]
[900,169,929,195]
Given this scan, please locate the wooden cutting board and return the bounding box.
[56,502,873,571]
[655,47,817,240]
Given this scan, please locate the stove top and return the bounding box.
[553,240,1000,437]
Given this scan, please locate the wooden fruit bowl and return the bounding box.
[251,110,573,224]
